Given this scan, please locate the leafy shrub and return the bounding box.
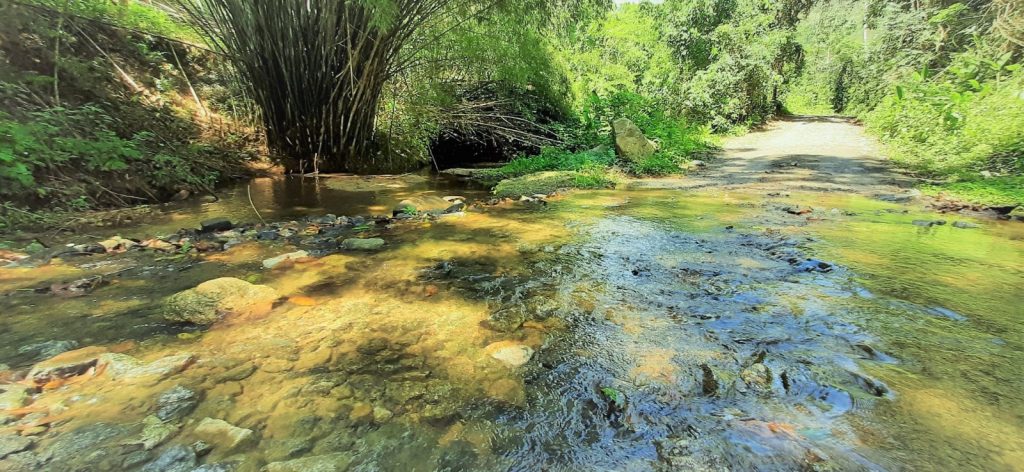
[484,146,616,180]
[867,64,1024,176]
[630,154,680,176]
[0,104,247,209]
[492,170,615,198]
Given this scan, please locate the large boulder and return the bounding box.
[612,118,657,163]
[163,278,279,325]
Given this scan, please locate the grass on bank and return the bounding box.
[920,176,1024,208]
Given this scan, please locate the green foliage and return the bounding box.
[867,57,1024,176]
[921,176,1024,207]
[600,386,625,408]
[0,105,240,208]
[786,0,1024,199]
[25,0,200,41]
[492,170,615,198]
[485,146,616,180]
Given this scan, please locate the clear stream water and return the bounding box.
[0,176,1022,471]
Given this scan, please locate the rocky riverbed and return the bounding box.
[0,183,1022,471]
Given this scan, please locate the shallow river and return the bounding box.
[0,176,1021,471]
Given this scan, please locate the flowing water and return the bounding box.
[0,175,1022,472]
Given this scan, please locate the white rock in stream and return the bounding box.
[263,250,310,269]
[485,341,535,367]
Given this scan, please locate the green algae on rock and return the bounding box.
[163,277,279,325]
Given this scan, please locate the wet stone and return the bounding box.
[141,444,197,472]
[264,453,353,472]
[0,434,34,459]
[740,363,772,391]
[348,402,374,424]
[356,337,390,356]
[200,218,234,233]
[0,384,30,410]
[0,451,40,472]
[156,386,199,423]
[164,277,279,325]
[191,440,213,457]
[264,438,313,462]
[341,238,385,251]
[16,340,79,361]
[256,230,280,241]
[41,423,129,465]
[193,418,256,452]
[121,450,151,468]
[27,345,106,384]
[216,362,256,382]
[192,463,237,472]
[263,251,310,269]
[485,342,534,367]
[136,415,179,450]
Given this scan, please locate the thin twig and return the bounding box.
[247,184,265,224]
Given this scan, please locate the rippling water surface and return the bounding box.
[0,182,1021,471]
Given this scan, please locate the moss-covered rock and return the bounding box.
[493,171,614,198]
[164,277,279,325]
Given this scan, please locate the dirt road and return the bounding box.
[632,115,918,195]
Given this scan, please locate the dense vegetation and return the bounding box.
[0,0,257,228]
[0,0,1021,225]
[787,0,1023,205]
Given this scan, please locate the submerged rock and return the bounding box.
[41,423,129,465]
[952,221,980,229]
[264,453,353,472]
[141,444,196,472]
[263,251,310,269]
[135,415,180,450]
[612,118,657,163]
[27,346,107,384]
[17,340,78,361]
[485,342,534,368]
[156,386,199,422]
[0,384,29,411]
[393,196,452,216]
[100,353,195,381]
[0,435,34,459]
[193,418,256,452]
[341,238,385,251]
[164,278,279,325]
[740,363,772,391]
